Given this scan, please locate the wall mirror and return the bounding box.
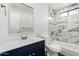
[8,3,34,34]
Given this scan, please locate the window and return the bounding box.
[69,9,79,15]
[60,8,79,17]
[60,12,68,17]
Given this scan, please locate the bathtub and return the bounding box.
[52,40,79,56]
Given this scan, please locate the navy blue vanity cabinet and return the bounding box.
[0,40,45,56]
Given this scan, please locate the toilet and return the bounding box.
[37,35,62,56]
[46,43,62,56]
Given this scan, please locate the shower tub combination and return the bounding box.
[52,40,79,56]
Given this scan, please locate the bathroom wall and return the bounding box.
[51,4,79,43]
[26,3,49,44]
[26,3,48,37]
[0,3,8,41]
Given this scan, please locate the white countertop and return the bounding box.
[0,35,44,54]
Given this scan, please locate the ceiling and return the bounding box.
[48,3,73,10]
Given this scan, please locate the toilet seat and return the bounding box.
[46,43,62,52]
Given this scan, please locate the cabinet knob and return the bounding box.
[33,53,35,55]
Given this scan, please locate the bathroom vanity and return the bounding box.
[0,39,45,56]
[0,3,45,56]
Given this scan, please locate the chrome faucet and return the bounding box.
[20,36,27,40]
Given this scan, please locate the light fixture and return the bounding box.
[48,16,52,20]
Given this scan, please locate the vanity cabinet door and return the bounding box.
[0,46,32,56]
[31,40,45,56]
[3,45,34,56]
